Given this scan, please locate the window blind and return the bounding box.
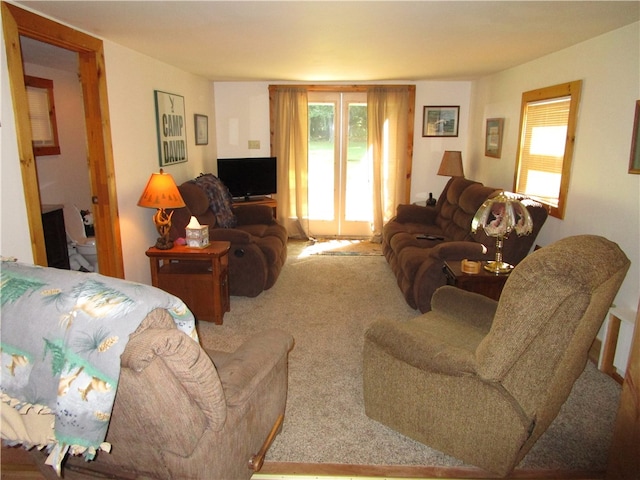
[26,86,55,145]
[516,96,570,206]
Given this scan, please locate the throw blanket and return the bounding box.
[193,173,237,228]
[0,260,198,474]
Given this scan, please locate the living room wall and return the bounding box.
[213,80,473,204]
[468,22,640,375]
[0,22,217,284]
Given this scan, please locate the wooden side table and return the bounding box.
[146,242,230,324]
[443,260,509,301]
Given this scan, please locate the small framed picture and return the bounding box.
[629,100,640,174]
[195,114,208,146]
[422,106,459,137]
[485,118,504,158]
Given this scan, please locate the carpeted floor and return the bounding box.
[304,238,383,256]
[197,240,621,473]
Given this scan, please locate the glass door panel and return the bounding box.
[308,91,371,237]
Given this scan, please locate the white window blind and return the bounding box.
[26,85,55,146]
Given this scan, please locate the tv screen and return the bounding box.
[217,157,277,200]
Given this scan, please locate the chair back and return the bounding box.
[476,235,629,424]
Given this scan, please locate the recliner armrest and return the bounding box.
[429,241,488,260]
[208,329,294,407]
[209,228,253,244]
[233,205,275,225]
[395,204,438,224]
[364,317,478,376]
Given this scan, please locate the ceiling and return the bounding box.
[16,1,640,82]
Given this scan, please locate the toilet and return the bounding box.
[63,204,98,272]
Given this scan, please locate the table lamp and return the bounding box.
[137,169,185,250]
[471,192,533,273]
[437,151,464,178]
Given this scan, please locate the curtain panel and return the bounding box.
[270,87,309,238]
[367,86,413,239]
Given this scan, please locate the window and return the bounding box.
[514,80,581,219]
[25,75,60,156]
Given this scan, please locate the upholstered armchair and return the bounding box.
[35,308,294,480]
[363,235,629,476]
[170,176,288,297]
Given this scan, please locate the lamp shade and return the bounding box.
[471,192,533,237]
[137,169,185,209]
[471,192,533,273]
[437,151,464,177]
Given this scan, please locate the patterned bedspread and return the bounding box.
[0,259,198,473]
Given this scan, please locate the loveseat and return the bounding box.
[382,177,547,312]
[0,260,294,479]
[170,174,287,297]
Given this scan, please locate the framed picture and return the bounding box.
[629,100,640,174]
[154,90,187,166]
[485,118,504,158]
[422,106,459,137]
[195,114,208,145]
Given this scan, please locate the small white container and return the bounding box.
[185,216,209,248]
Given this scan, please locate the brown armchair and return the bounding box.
[363,235,629,476]
[170,177,287,297]
[43,308,294,480]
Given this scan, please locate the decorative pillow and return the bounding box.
[193,174,237,228]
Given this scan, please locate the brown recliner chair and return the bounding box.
[39,308,294,480]
[363,235,629,476]
[170,177,287,297]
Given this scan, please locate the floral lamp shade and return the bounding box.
[471,192,533,273]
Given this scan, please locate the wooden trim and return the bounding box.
[1,2,46,265]
[2,2,124,278]
[606,300,640,478]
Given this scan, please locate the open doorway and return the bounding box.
[2,2,124,278]
[21,37,99,272]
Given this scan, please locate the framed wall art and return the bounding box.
[195,114,208,145]
[423,106,459,137]
[629,100,640,174]
[154,90,188,166]
[485,118,504,158]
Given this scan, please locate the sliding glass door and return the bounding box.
[308,91,371,237]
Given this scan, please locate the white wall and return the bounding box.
[468,22,640,374]
[104,40,217,283]
[213,80,473,203]
[0,31,33,263]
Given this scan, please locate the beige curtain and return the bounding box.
[272,87,309,238]
[367,87,411,240]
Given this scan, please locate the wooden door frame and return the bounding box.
[2,2,124,278]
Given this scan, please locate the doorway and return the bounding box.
[308,91,372,238]
[2,2,124,278]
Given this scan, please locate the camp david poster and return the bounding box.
[155,90,188,166]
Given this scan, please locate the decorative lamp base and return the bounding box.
[483,261,514,274]
[155,237,174,250]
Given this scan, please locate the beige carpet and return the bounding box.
[197,240,620,472]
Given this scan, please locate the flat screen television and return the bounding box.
[217,156,277,201]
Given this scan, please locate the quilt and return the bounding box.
[0,259,198,474]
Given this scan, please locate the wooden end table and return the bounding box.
[443,260,509,301]
[146,242,230,324]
